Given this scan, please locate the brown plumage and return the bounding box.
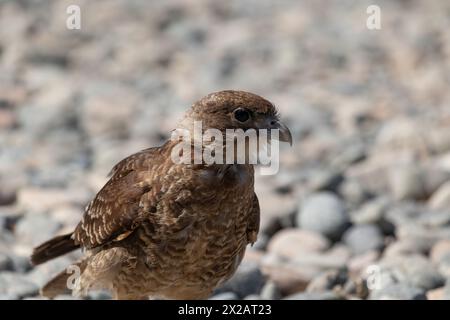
[31,90,292,299]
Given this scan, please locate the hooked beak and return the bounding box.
[274,120,293,146]
[259,117,292,146]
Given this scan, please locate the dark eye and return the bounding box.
[233,108,250,122]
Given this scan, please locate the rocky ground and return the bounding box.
[1,0,450,300]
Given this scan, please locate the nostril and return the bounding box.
[270,120,276,126]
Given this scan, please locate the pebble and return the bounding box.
[209,292,238,300]
[429,181,450,210]
[259,281,282,300]
[297,192,350,240]
[284,290,341,300]
[342,224,384,255]
[369,284,426,300]
[0,272,39,298]
[267,229,330,259]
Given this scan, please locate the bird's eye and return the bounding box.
[233,108,250,122]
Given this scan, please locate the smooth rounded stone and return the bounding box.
[0,253,14,271]
[384,202,424,226]
[79,84,139,140]
[261,254,318,295]
[215,262,265,298]
[87,290,112,300]
[349,197,389,225]
[338,178,371,208]
[259,281,282,300]
[415,210,450,228]
[17,187,90,213]
[267,229,330,259]
[0,294,18,300]
[374,118,424,152]
[430,240,450,264]
[389,164,426,201]
[0,272,39,298]
[53,295,82,300]
[209,292,238,300]
[306,269,348,293]
[422,168,450,199]
[348,250,380,274]
[384,239,427,258]
[284,290,341,300]
[244,294,262,300]
[437,254,450,277]
[0,187,16,206]
[297,192,349,240]
[396,224,450,251]
[331,143,367,170]
[342,224,384,255]
[15,212,62,245]
[378,255,445,291]
[427,287,445,300]
[429,181,450,210]
[306,170,344,193]
[369,284,426,300]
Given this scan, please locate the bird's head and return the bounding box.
[181,90,292,145]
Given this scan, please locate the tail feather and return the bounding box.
[31,233,79,266]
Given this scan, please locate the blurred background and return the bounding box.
[1,0,450,300]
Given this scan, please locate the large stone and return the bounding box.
[267,229,330,259]
[342,224,384,255]
[297,192,349,240]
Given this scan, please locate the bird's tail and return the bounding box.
[41,260,87,298]
[31,233,79,266]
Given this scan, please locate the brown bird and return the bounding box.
[30,90,292,299]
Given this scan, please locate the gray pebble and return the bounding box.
[297,192,349,240]
[0,272,39,298]
[259,281,282,300]
[284,290,341,300]
[209,292,238,300]
[0,253,14,271]
[369,284,426,300]
[343,224,384,255]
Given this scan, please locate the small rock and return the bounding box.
[342,224,384,255]
[267,229,330,259]
[297,192,349,240]
[338,178,371,208]
[209,292,238,300]
[389,164,426,201]
[430,240,450,264]
[347,250,380,275]
[429,181,450,210]
[437,253,450,277]
[369,284,426,300]
[307,170,344,193]
[244,294,261,300]
[427,287,444,300]
[0,272,39,298]
[15,212,62,245]
[306,269,348,293]
[259,281,282,300]
[284,290,341,300]
[378,255,445,291]
[0,253,14,271]
[261,254,317,295]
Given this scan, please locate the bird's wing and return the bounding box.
[246,192,260,245]
[73,147,162,249]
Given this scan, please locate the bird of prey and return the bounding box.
[30,90,292,299]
